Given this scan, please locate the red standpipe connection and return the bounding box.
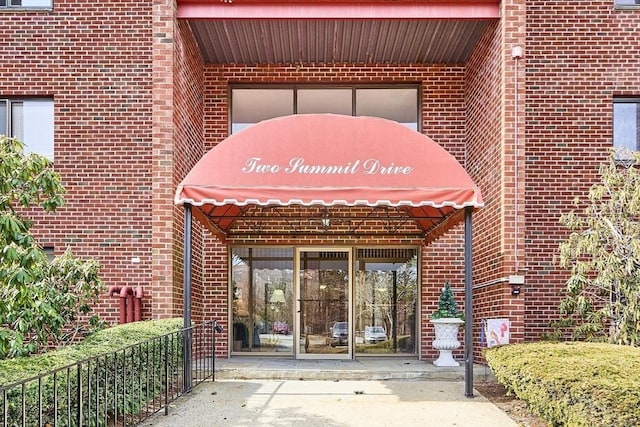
[108,285,144,324]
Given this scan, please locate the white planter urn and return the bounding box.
[431,318,464,367]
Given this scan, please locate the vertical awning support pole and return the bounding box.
[464,206,474,397]
[183,204,193,393]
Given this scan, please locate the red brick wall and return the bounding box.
[0,3,512,360]
[200,63,468,357]
[201,235,228,355]
[463,0,529,360]
[524,1,640,340]
[502,0,527,345]
[172,18,206,322]
[0,1,155,324]
[9,0,636,360]
[465,21,512,359]
[421,229,465,360]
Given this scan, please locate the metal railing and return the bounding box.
[1,320,222,427]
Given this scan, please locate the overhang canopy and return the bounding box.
[175,114,483,241]
[178,0,500,65]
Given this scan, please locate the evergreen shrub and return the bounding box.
[485,342,640,426]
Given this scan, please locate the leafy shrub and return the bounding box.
[485,342,640,426]
[558,151,640,345]
[0,136,104,358]
[0,318,183,426]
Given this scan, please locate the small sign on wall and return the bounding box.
[484,318,510,347]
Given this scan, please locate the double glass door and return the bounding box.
[230,247,417,359]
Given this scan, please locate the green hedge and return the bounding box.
[485,342,640,427]
[0,317,182,385]
[0,318,183,426]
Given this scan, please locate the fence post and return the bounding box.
[212,322,216,382]
[213,321,223,382]
[77,363,83,426]
[183,328,193,393]
[3,389,7,426]
[164,335,169,416]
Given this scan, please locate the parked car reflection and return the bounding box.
[364,326,387,343]
[330,321,349,346]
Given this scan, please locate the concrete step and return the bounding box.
[213,357,495,382]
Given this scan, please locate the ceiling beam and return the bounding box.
[177,1,500,20]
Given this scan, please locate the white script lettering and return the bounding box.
[241,157,280,173]
[285,158,360,174]
[241,157,413,176]
[362,159,413,175]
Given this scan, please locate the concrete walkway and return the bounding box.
[138,358,518,427]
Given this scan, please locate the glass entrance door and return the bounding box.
[296,249,351,359]
[354,248,418,355]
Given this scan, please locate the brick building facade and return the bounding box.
[1,0,638,362]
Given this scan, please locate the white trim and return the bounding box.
[175,194,484,210]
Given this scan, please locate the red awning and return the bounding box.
[175,114,483,239]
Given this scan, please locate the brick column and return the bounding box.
[500,0,527,342]
[151,0,176,318]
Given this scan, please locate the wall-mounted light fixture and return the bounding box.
[508,275,524,296]
[320,208,331,230]
[512,46,523,59]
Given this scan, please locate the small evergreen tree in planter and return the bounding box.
[431,282,464,367]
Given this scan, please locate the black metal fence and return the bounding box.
[1,320,221,427]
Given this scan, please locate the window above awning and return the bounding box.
[175,114,483,241]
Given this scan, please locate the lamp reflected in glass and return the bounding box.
[270,289,286,304]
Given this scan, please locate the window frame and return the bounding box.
[613,97,640,161]
[43,247,55,262]
[614,0,640,8]
[0,0,53,9]
[0,97,54,160]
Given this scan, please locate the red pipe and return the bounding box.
[108,285,144,324]
[127,296,134,322]
[120,286,134,323]
[108,285,128,324]
[107,285,120,297]
[134,286,144,322]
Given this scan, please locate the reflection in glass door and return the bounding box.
[297,249,351,359]
[355,249,418,355]
[230,247,294,354]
